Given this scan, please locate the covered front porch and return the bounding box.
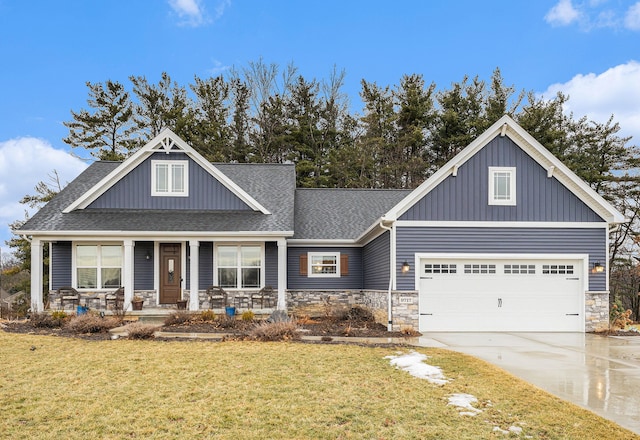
[30,235,289,313]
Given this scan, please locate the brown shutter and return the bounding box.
[340,254,349,276]
[299,254,308,275]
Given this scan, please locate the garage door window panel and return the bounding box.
[504,264,536,274]
[424,263,457,274]
[464,264,496,274]
[543,264,574,275]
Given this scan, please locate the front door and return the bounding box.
[160,243,182,304]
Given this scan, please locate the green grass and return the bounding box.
[0,331,637,439]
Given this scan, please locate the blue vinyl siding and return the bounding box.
[287,247,363,289]
[88,152,251,210]
[51,242,72,289]
[265,242,278,288]
[199,242,213,289]
[363,231,390,290]
[400,135,604,222]
[134,242,154,290]
[395,226,607,291]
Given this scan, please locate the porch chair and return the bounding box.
[57,286,80,310]
[251,286,276,309]
[105,287,125,310]
[205,286,227,309]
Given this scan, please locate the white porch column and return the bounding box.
[277,238,287,309]
[123,239,134,310]
[30,238,43,312]
[189,240,199,311]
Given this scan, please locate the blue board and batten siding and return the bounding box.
[287,247,363,289]
[395,227,607,291]
[363,231,391,290]
[87,153,251,211]
[51,242,72,290]
[400,136,604,222]
[134,242,154,290]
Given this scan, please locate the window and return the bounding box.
[216,245,262,289]
[488,167,516,205]
[307,252,341,277]
[504,264,536,274]
[76,244,122,289]
[424,263,457,274]
[464,264,496,274]
[542,264,574,275]
[152,160,188,196]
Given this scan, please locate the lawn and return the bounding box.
[1,331,637,439]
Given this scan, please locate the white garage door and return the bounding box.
[418,257,584,332]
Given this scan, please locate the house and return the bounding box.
[17,115,625,332]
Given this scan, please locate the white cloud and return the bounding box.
[209,59,231,75]
[168,0,230,27]
[625,2,640,30]
[545,0,580,26]
[540,61,640,142]
[168,0,207,26]
[0,137,87,256]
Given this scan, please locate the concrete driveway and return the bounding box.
[414,332,640,435]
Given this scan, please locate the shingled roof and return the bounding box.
[19,162,296,234]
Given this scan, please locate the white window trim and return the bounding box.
[72,243,123,291]
[488,166,516,206]
[308,252,341,278]
[151,160,189,197]
[213,243,265,290]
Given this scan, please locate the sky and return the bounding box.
[0,0,639,259]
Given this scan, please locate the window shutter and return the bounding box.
[299,254,308,275]
[340,254,349,276]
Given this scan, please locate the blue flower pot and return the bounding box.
[225,306,236,317]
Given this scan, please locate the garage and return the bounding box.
[418,255,585,332]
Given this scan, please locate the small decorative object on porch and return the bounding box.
[176,299,187,310]
[131,295,144,311]
[225,306,236,317]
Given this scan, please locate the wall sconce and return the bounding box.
[592,262,604,273]
[145,251,151,261]
[401,261,410,274]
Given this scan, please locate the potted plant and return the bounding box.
[176,298,187,310]
[131,295,144,311]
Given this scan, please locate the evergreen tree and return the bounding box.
[63,80,135,160]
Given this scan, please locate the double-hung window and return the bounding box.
[76,244,122,289]
[216,245,262,289]
[488,167,516,205]
[152,160,188,196]
[308,252,340,278]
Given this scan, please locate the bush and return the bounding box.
[30,311,69,328]
[66,313,120,334]
[124,322,159,340]
[339,306,376,324]
[241,310,255,321]
[610,301,633,330]
[200,310,216,321]
[249,321,301,341]
[164,311,193,326]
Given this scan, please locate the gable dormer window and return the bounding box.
[152,160,188,197]
[488,167,516,205]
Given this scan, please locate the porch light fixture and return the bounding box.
[401,261,410,274]
[592,262,604,273]
[145,251,151,261]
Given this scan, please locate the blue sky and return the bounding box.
[1,0,639,259]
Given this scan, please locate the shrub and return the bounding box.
[200,310,216,321]
[66,313,120,334]
[610,301,633,330]
[339,306,376,324]
[400,326,420,337]
[30,312,68,328]
[164,311,192,326]
[124,322,159,340]
[241,310,255,321]
[249,321,301,342]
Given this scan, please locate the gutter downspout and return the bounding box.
[379,220,394,331]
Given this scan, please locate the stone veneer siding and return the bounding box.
[585,291,609,332]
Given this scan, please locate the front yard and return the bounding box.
[1,331,637,439]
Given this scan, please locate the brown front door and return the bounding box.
[160,243,181,304]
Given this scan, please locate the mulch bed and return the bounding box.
[1,315,412,341]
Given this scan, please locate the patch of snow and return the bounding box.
[493,425,525,435]
[385,351,449,385]
[448,393,482,415]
